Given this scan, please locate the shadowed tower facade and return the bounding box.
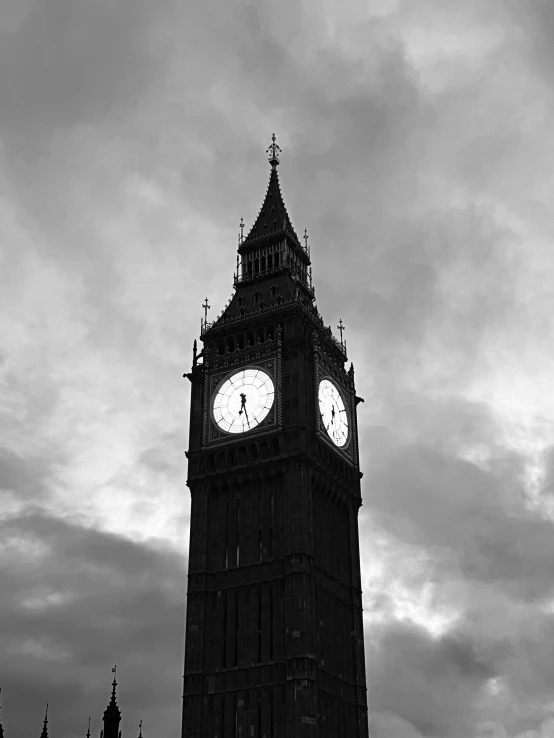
[182,136,370,737]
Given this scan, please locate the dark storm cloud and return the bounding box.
[367,442,554,600]
[0,448,55,501]
[368,621,493,737]
[0,511,184,737]
[1,1,553,736]
[0,0,172,151]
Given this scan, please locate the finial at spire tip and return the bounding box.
[266,133,281,168]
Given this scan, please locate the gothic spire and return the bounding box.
[86,716,91,738]
[137,720,143,738]
[39,704,49,738]
[242,134,301,249]
[102,666,122,738]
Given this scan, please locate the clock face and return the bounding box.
[213,367,275,434]
[318,378,349,447]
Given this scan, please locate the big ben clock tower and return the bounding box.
[182,136,370,738]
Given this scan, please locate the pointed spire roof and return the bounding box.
[86,717,91,738]
[0,687,4,738]
[242,134,301,249]
[39,704,49,738]
[103,666,121,727]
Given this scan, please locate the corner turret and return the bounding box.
[39,704,49,738]
[0,687,4,738]
[101,667,122,738]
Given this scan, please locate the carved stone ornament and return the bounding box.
[206,358,278,446]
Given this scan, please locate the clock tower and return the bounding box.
[182,136,370,737]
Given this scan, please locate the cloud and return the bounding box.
[1,0,554,735]
[0,0,173,147]
[368,620,491,737]
[366,439,554,601]
[0,511,185,737]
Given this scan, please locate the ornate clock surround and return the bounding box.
[205,357,281,446]
[312,331,358,465]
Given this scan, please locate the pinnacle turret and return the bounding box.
[102,666,122,738]
[39,704,49,738]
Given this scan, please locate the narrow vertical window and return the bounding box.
[225,499,229,569]
[234,592,239,667]
[257,588,262,662]
[269,490,274,558]
[258,493,263,562]
[236,497,240,567]
[222,592,227,669]
[269,588,274,661]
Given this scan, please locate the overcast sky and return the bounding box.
[1,0,554,736]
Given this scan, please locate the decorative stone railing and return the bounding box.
[201,293,347,360]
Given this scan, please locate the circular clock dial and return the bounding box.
[213,368,275,434]
[318,378,349,447]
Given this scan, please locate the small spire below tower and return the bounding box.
[39,703,49,738]
[337,318,345,346]
[102,666,122,738]
[202,297,211,331]
[266,133,281,169]
[303,228,310,255]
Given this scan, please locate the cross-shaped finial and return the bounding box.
[266,133,281,168]
[303,228,309,252]
[239,217,245,243]
[337,318,345,345]
[202,297,211,327]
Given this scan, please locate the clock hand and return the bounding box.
[238,392,251,426]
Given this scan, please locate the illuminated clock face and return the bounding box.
[213,368,275,434]
[318,378,349,447]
